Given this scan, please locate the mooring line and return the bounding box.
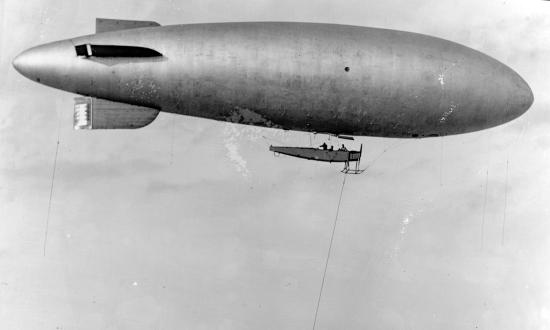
[312,173,347,330]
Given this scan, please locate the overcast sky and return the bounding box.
[1,0,550,329]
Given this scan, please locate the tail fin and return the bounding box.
[96,18,160,33]
[74,97,159,129]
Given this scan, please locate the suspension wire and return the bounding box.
[44,113,61,257]
[312,173,347,330]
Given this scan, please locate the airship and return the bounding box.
[12,19,533,173]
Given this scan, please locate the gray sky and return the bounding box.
[1,0,550,329]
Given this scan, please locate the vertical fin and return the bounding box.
[96,18,160,33]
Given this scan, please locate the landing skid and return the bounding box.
[341,143,364,174]
[341,160,365,175]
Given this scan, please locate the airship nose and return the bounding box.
[473,60,535,131]
[12,50,29,76]
[12,40,74,86]
[12,47,44,82]
[499,66,534,122]
[12,46,49,82]
[514,74,534,116]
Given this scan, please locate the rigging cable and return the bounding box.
[501,160,509,246]
[261,134,288,147]
[361,139,411,172]
[500,114,528,247]
[312,173,347,330]
[439,137,444,186]
[480,169,489,251]
[43,115,61,257]
[170,115,176,165]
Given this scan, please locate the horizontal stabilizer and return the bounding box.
[74,97,159,129]
[96,18,160,33]
[75,44,162,58]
